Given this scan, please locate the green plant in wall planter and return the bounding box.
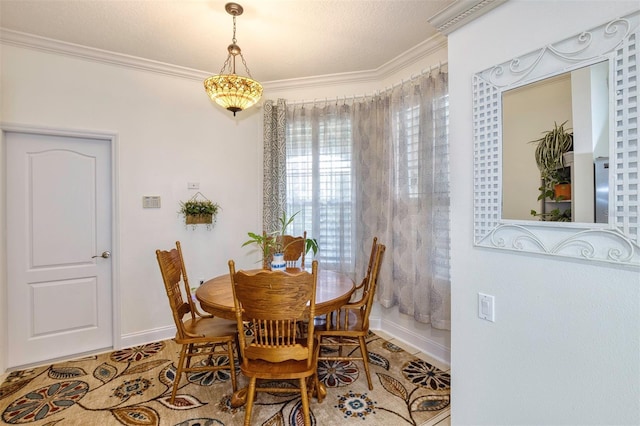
[179,193,220,230]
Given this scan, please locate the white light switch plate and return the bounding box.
[478,293,495,322]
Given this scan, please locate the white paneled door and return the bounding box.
[6,131,113,368]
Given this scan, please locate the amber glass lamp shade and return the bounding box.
[204,74,263,116]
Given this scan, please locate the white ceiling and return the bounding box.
[0,0,455,82]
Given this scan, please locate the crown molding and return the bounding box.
[1,27,447,92]
[0,28,210,81]
[263,34,447,91]
[376,33,448,79]
[428,0,509,35]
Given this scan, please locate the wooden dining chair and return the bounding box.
[352,236,378,300]
[156,241,238,403]
[317,236,378,327]
[228,260,320,426]
[282,230,307,268]
[315,242,385,390]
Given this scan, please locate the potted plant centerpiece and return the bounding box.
[242,211,319,269]
[529,121,574,220]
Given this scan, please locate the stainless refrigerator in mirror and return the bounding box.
[594,157,609,224]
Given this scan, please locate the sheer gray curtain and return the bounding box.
[268,72,450,330]
[262,99,287,232]
[348,72,450,329]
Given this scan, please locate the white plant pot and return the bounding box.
[270,253,286,271]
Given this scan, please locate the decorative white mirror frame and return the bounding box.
[473,11,639,267]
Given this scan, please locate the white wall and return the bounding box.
[449,1,639,424]
[1,45,264,370]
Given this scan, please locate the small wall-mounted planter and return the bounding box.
[179,192,219,230]
[185,214,213,225]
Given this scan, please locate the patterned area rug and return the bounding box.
[0,332,450,425]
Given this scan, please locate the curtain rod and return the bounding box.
[285,60,448,107]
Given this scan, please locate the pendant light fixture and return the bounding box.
[204,2,263,116]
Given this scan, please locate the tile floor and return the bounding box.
[373,329,451,426]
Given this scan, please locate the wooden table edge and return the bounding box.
[195,269,355,321]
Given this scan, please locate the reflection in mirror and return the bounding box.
[502,61,609,223]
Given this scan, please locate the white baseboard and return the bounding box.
[119,325,176,349]
[1,326,176,374]
[118,321,450,368]
[370,317,451,367]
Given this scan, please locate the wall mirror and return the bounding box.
[473,11,639,266]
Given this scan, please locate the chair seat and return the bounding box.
[177,316,237,343]
[241,358,316,379]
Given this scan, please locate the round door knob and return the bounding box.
[92,251,111,259]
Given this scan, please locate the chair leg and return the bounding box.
[171,344,189,403]
[311,342,326,403]
[226,341,237,392]
[243,378,257,426]
[234,334,242,364]
[313,369,327,403]
[299,377,311,426]
[358,336,373,390]
[338,336,344,357]
[184,343,194,369]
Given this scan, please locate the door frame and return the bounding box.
[0,123,120,373]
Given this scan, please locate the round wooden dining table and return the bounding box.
[195,268,355,320]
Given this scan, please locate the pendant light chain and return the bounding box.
[218,55,232,75]
[232,15,237,44]
[241,51,254,78]
[231,13,254,78]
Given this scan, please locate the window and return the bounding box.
[394,104,422,198]
[286,108,353,269]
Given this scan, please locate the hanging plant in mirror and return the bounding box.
[528,121,574,221]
